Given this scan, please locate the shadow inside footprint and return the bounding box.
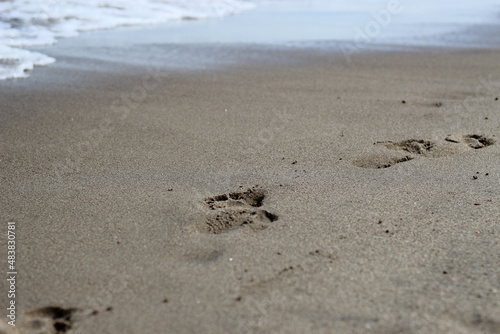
[25,306,77,334]
[228,189,265,207]
[204,188,265,210]
[199,187,278,234]
[446,134,495,149]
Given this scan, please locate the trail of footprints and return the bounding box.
[199,187,278,234]
[352,134,495,169]
[1,136,493,334]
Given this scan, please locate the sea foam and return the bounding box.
[0,0,255,79]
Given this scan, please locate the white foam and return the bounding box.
[0,0,255,79]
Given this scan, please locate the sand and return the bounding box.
[1,43,499,333]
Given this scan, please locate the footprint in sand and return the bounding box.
[352,134,495,169]
[0,306,79,334]
[198,187,278,234]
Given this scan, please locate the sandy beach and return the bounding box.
[1,33,500,333]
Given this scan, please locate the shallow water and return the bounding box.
[134,0,500,45]
[0,0,254,79]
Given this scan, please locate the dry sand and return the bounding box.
[1,45,499,333]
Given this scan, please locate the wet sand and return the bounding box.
[1,45,499,333]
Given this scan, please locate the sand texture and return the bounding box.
[1,46,499,333]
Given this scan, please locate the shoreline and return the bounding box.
[9,40,500,90]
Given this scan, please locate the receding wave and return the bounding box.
[0,0,255,79]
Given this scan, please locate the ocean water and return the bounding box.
[164,0,498,44]
[1,0,499,80]
[0,0,255,79]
